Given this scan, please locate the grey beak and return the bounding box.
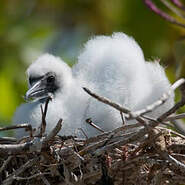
[25,80,47,101]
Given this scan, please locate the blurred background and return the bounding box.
[0,0,185,128]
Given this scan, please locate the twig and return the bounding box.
[83,87,148,128]
[42,119,62,146]
[168,144,185,152]
[93,127,148,156]
[12,172,50,181]
[162,153,185,174]
[141,115,175,128]
[0,156,13,174]
[93,110,182,156]
[173,120,185,135]
[82,171,102,183]
[165,113,185,121]
[130,78,185,118]
[40,172,51,185]
[0,140,39,156]
[0,124,33,138]
[113,154,164,170]
[83,79,185,120]
[62,163,75,185]
[79,131,136,156]
[79,138,110,156]
[40,97,51,136]
[0,119,62,155]
[78,128,88,140]
[40,105,45,134]
[120,112,126,125]
[130,131,162,156]
[2,157,39,185]
[86,118,105,133]
[158,126,185,139]
[122,122,144,129]
[84,123,143,145]
[0,137,17,144]
[158,80,185,121]
[171,153,185,160]
[83,87,131,115]
[135,116,149,129]
[84,127,125,144]
[150,129,185,174]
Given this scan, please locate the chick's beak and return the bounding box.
[25,80,48,101]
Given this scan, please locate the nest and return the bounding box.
[0,79,185,185]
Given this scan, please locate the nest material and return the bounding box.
[0,78,185,185]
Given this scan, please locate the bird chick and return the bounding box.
[13,32,174,138]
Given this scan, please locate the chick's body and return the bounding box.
[13,33,174,138]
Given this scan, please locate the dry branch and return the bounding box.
[0,119,62,156]
[0,124,33,137]
[2,157,39,185]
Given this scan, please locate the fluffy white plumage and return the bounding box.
[13,32,174,138]
[13,54,88,137]
[73,33,174,135]
[74,33,174,111]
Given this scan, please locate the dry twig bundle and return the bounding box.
[0,79,185,185]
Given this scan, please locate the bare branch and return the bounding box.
[0,141,38,156]
[83,79,185,121]
[131,78,185,118]
[2,157,39,185]
[85,118,105,133]
[40,172,51,185]
[120,112,126,125]
[12,172,50,181]
[40,97,51,136]
[83,87,131,115]
[165,113,185,121]
[141,115,175,128]
[42,119,62,146]
[0,124,33,138]
[158,126,185,139]
[0,137,17,144]
[0,119,62,156]
[78,128,88,140]
[158,79,185,121]
[173,120,185,135]
[0,156,13,174]
[162,153,185,174]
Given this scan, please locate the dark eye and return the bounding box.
[47,75,55,83]
[29,78,32,85]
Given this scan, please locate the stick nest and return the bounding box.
[0,79,185,185]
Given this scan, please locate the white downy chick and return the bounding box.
[73,33,174,136]
[13,32,174,138]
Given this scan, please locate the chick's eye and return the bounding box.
[29,78,32,85]
[47,76,55,83]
